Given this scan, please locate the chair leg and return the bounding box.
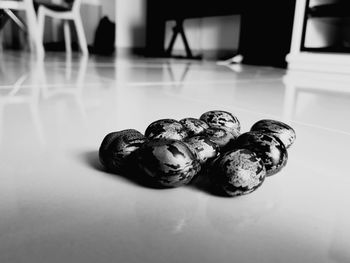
[37,6,46,51]
[24,0,44,57]
[0,30,3,52]
[4,10,26,32]
[63,21,72,54]
[73,15,88,55]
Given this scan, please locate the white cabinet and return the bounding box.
[286,0,350,73]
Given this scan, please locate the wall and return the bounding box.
[115,0,146,50]
[49,0,116,46]
[114,0,240,59]
[89,0,240,58]
[164,16,240,59]
[80,0,115,45]
[1,0,239,58]
[0,0,114,48]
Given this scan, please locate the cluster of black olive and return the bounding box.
[99,110,296,197]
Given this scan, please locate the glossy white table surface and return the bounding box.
[1,51,350,263]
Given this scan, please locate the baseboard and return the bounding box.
[286,52,350,73]
[116,47,237,61]
[115,47,147,58]
[169,48,237,60]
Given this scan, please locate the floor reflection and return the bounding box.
[39,54,89,123]
[283,70,350,134]
[165,61,191,87]
[0,53,89,146]
[0,58,43,146]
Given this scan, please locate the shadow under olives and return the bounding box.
[82,150,104,171]
[81,150,177,190]
[186,169,234,198]
[81,150,250,196]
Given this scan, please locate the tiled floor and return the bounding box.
[1,50,350,263]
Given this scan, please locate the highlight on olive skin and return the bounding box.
[136,139,201,188]
[99,129,146,174]
[179,117,210,137]
[229,131,288,177]
[200,110,241,134]
[250,119,296,149]
[184,135,220,165]
[204,126,239,151]
[210,148,266,197]
[144,119,188,140]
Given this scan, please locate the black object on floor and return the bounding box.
[145,0,296,68]
[89,16,115,56]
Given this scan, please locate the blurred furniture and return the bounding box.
[237,0,296,68]
[0,9,25,31]
[287,0,350,73]
[145,0,296,67]
[146,0,244,59]
[37,0,88,54]
[0,0,44,55]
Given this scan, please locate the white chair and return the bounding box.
[0,0,44,56]
[37,0,88,55]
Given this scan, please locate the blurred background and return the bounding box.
[2,0,350,70]
[1,0,297,67]
[2,0,350,69]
